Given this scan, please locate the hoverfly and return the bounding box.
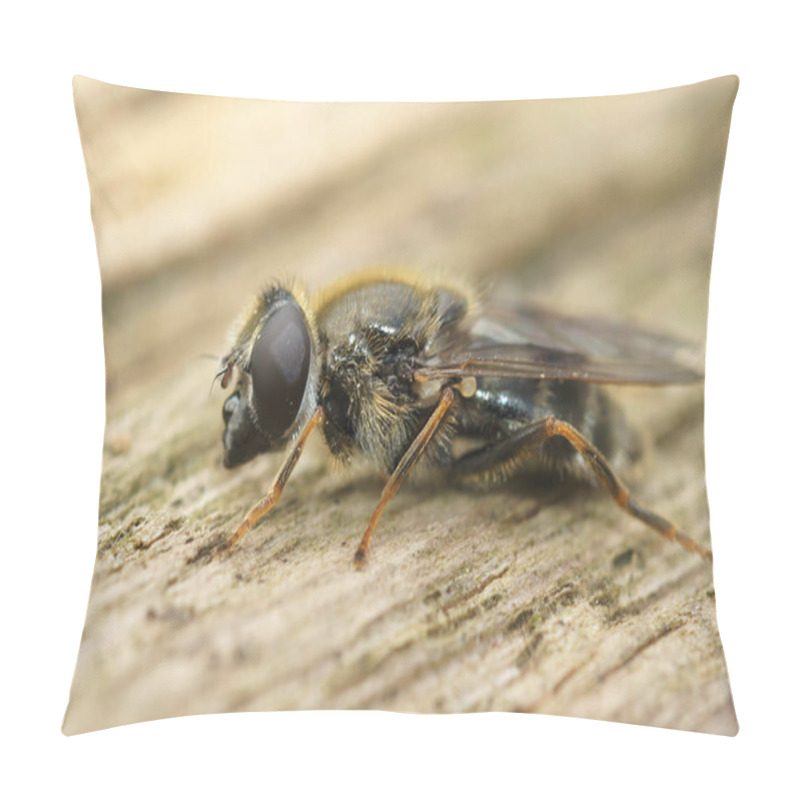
[216,269,711,565]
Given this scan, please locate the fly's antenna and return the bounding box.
[197,353,230,397]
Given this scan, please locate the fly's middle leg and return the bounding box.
[354,387,457,566]
[453,416,712,561]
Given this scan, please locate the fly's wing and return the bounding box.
[418,303,703,386]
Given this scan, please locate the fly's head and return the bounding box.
[218,286,319,468]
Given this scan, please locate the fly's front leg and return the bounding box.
[218,406,326,556]
[454,415,712,561]
[354,387,457,566]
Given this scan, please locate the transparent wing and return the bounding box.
[418,303,703,386]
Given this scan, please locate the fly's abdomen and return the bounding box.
[538,380,640,475]
[455,378,641,484]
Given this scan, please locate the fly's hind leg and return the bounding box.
[454,416,712,561]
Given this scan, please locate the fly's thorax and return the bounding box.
[319,332,425,470]
[314,275,470,471]
[312,270,470,342]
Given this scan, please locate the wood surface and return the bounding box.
[63,75,738,735]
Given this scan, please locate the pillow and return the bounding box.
[64,76,738,735]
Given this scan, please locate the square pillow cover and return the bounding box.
[64,75,738,735]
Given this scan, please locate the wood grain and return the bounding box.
[63,76,738,735]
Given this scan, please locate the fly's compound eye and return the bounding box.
[250,301,312,440]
